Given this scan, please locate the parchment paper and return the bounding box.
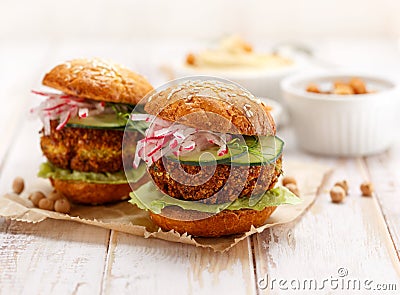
[0,160,330,252]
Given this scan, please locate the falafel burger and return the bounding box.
[127,78,300,237]
[32,58,153,204]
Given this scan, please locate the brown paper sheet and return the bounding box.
[0,160,330,252]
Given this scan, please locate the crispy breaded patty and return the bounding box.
[148,156,282,204]
[41,120,139,173]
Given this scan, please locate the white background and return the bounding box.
[1,0,400,41]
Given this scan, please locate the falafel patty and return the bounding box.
[41,120,139,173]
[148,156,282,204]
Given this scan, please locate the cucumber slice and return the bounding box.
[165,136,283,166]
[232,136,284,166]
[166,145,246,166]
[66,113,126,130]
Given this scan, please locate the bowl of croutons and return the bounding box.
[281,72,400,156]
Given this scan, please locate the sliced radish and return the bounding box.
[132,116,234,167]
[31,90,112,134]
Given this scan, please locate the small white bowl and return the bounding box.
[281,72,400,156]
[173,59,304,102]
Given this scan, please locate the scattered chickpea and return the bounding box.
[28,190,71,214]
[241,42,253,53]
[282,176,297,187]
[12,177,25,194]
[38,198,54,211]
[28,191,46,206]
[306,83,320,93]
[47,190,64,201]
[334,180,349,195]
[360,181,374,197]
[54,199,71,214]
[186,53,196,65]
[285,183,300,197]
[330,185,346,203]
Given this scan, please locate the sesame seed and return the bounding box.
[245,110,254,117]
[167,87,182,100]
[147,94,155,102]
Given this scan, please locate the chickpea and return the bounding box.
[38,198,54,211]
[241,42,253,53]
[12,177,24,194]
[330,185,346,203]
[306,83,320,93]
[333,81,346,88]
[28,191,46,206]
[333,84,354,95]
[334,180,349,195]
[285,183,300,197]
[47,190,64,201]
[282,176,297,187]
[186,53,196,65]
[360,181,374,197]
[54,199,71,214]
[349,77,367,94]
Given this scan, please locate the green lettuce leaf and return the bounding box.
[38,162,147,184]
[129,182,301,214]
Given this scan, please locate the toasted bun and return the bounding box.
[50,174,149,205]
[144,80,276,136]
[149,206,276,237]
[43,58,153,105]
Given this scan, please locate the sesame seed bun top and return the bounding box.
[144,80,276,136]
[42,58,153,105]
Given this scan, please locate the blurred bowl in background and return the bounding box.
[281,72,400,156]
[171,36,306,102]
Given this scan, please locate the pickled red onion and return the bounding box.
[131,114,232,168]
[31,91,106,134]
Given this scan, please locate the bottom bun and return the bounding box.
[149,206,276,237]
[50,175,149,205]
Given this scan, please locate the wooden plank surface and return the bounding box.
[252,154,400,294]
[365,139,400,260]
[0,218,110,295]
[102,232,256,295]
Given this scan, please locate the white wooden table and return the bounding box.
[0,40,399,295]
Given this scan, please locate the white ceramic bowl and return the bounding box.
[281,72,400,156]
[173,59,304,102]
